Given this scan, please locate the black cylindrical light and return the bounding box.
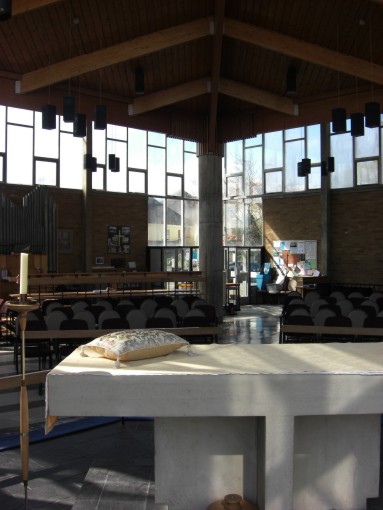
[135,66,144,95]
[73,113,86,137]
[297,162,304,177]
[42,104,56,130]
[327,156,335,173]
[63,96,75,123]
[351,112,364,137]
[365,101,380,128]
[0,0,12,21]
[331,107,347,133]
[94,104,107,130]
[84,154,97,172]
[286,66,297,94]
[321,161,328,176]
[301,158,311,175]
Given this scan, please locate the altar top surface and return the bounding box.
[49,343,383,377]
[45,343,383,429]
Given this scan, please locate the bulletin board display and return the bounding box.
[272,240,318,276]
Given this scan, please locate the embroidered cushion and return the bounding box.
[81,329,189,366]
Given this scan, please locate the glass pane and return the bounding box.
[226,140,243,174]
[192,248,199,270]
[148,146,165,196]
[285,127,304,141]
[167,137,183,174]
[245,146,263,195]
[60,115,73,133]
[355,127,379,158]
[92,166,104,190]
[7,125,33,184]
[128,128,146,169]
[285,139,305,192]
[330,133,353,189]
[107,124,127,141]
[35,112,59,158]
[184,151,198,199]
[35,160,57,186]
[166,199,182,246]
[184,200,199,246]
[148,197,165,246]
[165,248,176,271]
[148,131,166,147]
[60,132,83,189]
[129,170,145,193]
[0,154,4,181]
[106,140,127,193]
[227,175,243,196]
[244,136,258,147]
[264,131,283,169]
[8,107,33,126]
[225,201,244,245]
[237,248,248,298]
[244,198,263,246]
[185,140,196,152]
[307,124,321,163]
[0,105,6,152]
[308,164,321,190]
[92,125,106,164]
[357,160,378,185]
[265,171,282,193]
[167,175,182,196]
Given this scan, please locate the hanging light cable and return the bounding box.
[365,20,381,128]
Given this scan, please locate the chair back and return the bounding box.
[140,298,158,318]
[154,307,177,327]
[59,319,89,330]
[46,309,68,330]
[95,299,113,310]
[145,317,174,329]
[171,298,190,319]
[347,309,368,328]
[101,317,130,330]
[126,309,147,329]
[337,299,354,317]
[71,300,90,314]
[73,310,96,329]
[98,310,120,328]
[313,308,336,326]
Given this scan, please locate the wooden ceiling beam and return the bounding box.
[128,78,210,116]
[208,0,225,152]
[16,17,212,94]
[220,78,298,115]
[225,18,383,86]
[13,0,63,16]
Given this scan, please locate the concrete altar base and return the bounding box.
[155,415,380,510]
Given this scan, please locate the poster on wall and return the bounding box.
[107,226,131,254]
[272,240,318,276]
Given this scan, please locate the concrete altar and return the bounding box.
[45,343,383,510]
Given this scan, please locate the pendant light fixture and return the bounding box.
[63,95,75,123]
[365,23,381,128]
[286,66,297,95]
[331,26,347,134]
[84,154,97,172]
[135,66,145,95]
[351,112,364,137]
[42,104,56,130]
[0,0,11,21]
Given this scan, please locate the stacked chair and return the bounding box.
[280,288,383,344]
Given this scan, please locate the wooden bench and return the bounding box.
[281,324,383,343]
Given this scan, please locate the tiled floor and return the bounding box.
[0,304,382,509]
[0,305,281,510]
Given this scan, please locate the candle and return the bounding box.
[20,253,28,295]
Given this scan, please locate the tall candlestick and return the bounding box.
[20,253,28,296]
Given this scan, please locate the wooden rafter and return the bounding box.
[225,18,383,86]
[208,0,225,152]
[16,17,211,94]
[220,78,298,115]
[13,0,63,16]
[128,79,209,116]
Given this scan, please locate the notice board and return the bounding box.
[272,240,318,276]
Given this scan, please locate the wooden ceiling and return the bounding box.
[1,0,383,145]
